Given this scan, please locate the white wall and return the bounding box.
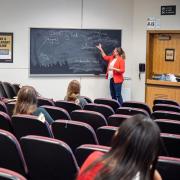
[132,0,180,101]
[0,0,83,100]
[0,0,133,101]
[0,0,179,101]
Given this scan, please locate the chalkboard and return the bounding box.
[30,28,121,75]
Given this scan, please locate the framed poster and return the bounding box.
[165,48,175,61]
[0,33,13,63]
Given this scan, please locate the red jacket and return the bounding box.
[77,151,104,180]
[103,55,125,83]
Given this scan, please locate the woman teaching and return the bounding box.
[96,43,125,105]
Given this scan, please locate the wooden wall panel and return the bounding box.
[152,33,180,76]
[146,85,180,108]
[146,34,154,79]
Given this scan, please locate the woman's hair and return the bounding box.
[13,86,38,115]
[83,114,161,180]
[66,80,80,102]
[116,47,126,60]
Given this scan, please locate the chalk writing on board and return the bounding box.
[30,28,121,75]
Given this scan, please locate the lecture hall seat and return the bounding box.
[52,120,99,152]
[94,98,120,112]
[71,109,107,131]
[0,168,27,180]
[0,129,28,176]
[21,135,79,180]
[12,114,53,140]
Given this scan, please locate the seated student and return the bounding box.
[77,114,162,180]
[13,85,54,125]
[64,80,88,108]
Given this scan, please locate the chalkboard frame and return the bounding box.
[29,28,122,77]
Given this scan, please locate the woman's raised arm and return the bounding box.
[96,43,107,57]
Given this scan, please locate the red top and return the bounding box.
[76,151,104,180]
[103,55,125,83]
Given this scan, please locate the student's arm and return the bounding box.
[154,170,162,180]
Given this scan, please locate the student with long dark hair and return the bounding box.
[96,43,125,105]
[77,114,162,180]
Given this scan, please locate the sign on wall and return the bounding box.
[161,5,176,15]
[147,17,156,29]
[0,33,13,63]
[147,17,160,29]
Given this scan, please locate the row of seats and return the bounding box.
[0,82,179,121]
[0,81,20,99]
[0,129,180,180]
[38,98,180,121]
[1,98,180,126]
[0,112,179,159]
[38,95,180,108]
[0,80,179,108]
[0,106,180,137]
[153,104,180,113]
[38,96,180,112]
[1,99,179,133]
[0,80,179,115]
